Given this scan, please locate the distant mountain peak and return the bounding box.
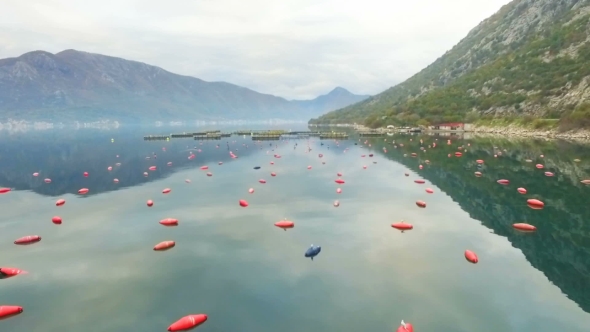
[328,86,350,94]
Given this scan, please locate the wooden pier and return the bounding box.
[319,133,349,139]
[144,135,170,140]
[358,131,386,137]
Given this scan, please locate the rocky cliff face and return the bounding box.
[312,0,590,129]
[0,50,368,123]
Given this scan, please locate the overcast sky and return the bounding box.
[0,0,512,100]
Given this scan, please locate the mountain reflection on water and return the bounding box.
[361,133,590,314]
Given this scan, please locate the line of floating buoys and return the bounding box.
[497,179,509,185]
[154,241,175,251]
[414,179,425,184]
[56,199,65,206]
[51,216,62,225]
[159,218,178,226]
[513,223,536,232]
[239,199,249,207]
[147,200,154,207]
[396,320,413,332]
[0,305,23,320]
[415,200,426,208]
[517,187,527,194]
[527,199,544,209]
[78,188,89,195]
[0,267,27,279]
[162,188,171,194]
[0,188,10,194]
[168,314,208,331]
[425,188,433,194]
[14,235,41,245]
[274,220,294,230]
[391,222,413,231]
[464,250,478,264]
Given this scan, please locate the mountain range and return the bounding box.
[311,0,590,130]
[0,50,369,123]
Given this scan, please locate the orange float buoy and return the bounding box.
[162,188,171,194]
[497,179,509,185]
[239,199,249,207]
[51,216,62,225]
[517,188,527,194]
[0,267,27,279]
[335,179,345,184]
[147,200,154,207]
[56,199,65,206]
[259,179,266,184]
[527,199,544,208]
[425,188,434,193]
[168,314,208,332]
[159,218,178,226]
[396,321,413,332]
[391,222,413,231]
[414,179,425,184]
[248,188,254,193]
[154,241,176,251]
[415,200,426,208]
[0,188,10,194]
[78,188,89,195]
[465,250,478,264]
[0,306,24,320]
[14,235,41,245]
[274,220,294,230]
[512,223,536,232]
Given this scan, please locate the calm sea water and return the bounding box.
[1,127,590,332]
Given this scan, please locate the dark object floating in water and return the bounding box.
[254,166,261,169]
[305,244,321,260]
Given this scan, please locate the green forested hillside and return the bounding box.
[310,0,590,130]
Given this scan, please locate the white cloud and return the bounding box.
[0,0,512,99]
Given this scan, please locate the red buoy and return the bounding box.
[425,188,434,194]
[455,152,462,157]
[239,199,249,207]
[44,178,51,183]
[476,159,484,164]
[0,188,10,194]
[168,314,208,331]
[248,188,254,194]
[51,216,62,225]
[200,166,209,170]
[0,306,23,320]
[497,179,509,185]
[527,199,544,208]
[14,235,41,245]
[396,321,413,332]
[581,180,590,185]
[271,172,276,177]
[474,171,482,177]
[414,179,425,184]
[149,166,157,171]
[335,179,345,184]
[307,165,312,169]
[56,199,65,206]
[415,200,426,208]
[162,188,171,194]
[159,218,179,226]
[32,172,39,177]
[113,178,119,183]
[411,153,417,157]
[517,187,527,194]
[147,200,154,207]
[391,222,413,230]
[107,166,113,171]
[154,241,176,251]
[274,220,294,230]
[336,188,342,194]
[512,223,536,232]
[544,171,554,177]
[259,179,266,184]
[83,172,89,177]
[168,162,173,166]
[536,164,544,169]
[0,267,27,279]
[465,250,478,264]
[78,188,89,195]
[337,172,342,176]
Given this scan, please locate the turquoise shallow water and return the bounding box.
[1,127,590,332]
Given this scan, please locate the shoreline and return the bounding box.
[466,125,590,141]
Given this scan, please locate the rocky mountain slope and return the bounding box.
[311,0,590,130]
[0,50,368,123]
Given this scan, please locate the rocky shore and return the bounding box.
[469,125,590,141]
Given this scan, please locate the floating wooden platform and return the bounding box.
[320,133,349,139]
[358,131,386,137]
